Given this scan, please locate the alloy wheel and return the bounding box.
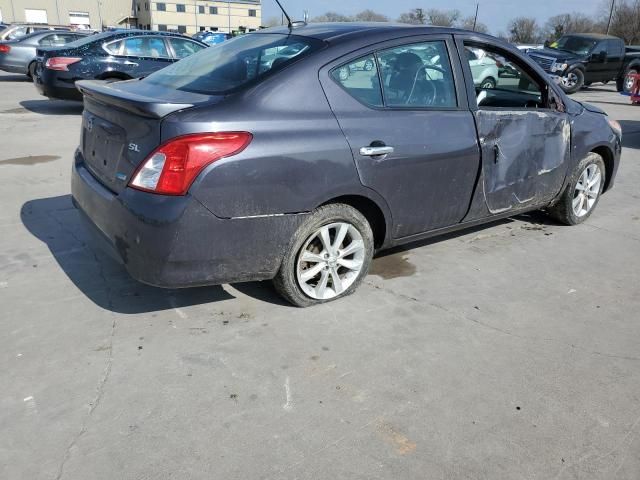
[572,164,602,217]
[562,72,579,88]
[296,222,365,300]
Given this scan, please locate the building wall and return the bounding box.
[136,1,262,35]
[0,0,135,29]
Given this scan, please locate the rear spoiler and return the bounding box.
[76,80,195,118]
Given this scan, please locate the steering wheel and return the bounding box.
[406,65,447,106]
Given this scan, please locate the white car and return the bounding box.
[465,47,500,89]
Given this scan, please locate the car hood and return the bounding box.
[579,101,607,115]
[530,48,583,62]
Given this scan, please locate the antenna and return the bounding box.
[274,0,293,29]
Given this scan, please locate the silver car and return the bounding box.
[0,30,88,77]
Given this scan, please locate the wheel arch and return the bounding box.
[319,194,389,249]
[591,145,615,192]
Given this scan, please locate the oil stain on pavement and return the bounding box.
[369,252,416,279]
[0,155,60,166]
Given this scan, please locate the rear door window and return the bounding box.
[378,41,456,107]
[169,38,204,59]
[122,37,169,58]
[104,40,123,55]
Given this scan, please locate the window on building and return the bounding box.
[156,3,166,12]
[177,25,187,33]
[176,4,186,13]
[249,9,257,17]
[198,5,205,14]
[200,26,205,31]
[137,3,141,12]
[145,2,149,11]
[157,24,167,31]
[68,11,90,28]
[209,6,218,14]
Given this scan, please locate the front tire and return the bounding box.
[547,153,605,225]
[560,69,584,94]
[273,204,374,307]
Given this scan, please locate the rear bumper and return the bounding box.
[34,68,83,101]
[71,150,305,288]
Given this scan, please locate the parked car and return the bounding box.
[466,47,500,88]
[192,31,230,45]
[33,30,207,101]
[0,30,89,77]
[0,24,72,41]
[71,24,621,307]
[527,33,640,93]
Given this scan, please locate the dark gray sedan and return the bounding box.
[0,30,88,77]
[71,23,622,307]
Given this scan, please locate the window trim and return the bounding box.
[328,36,463,112]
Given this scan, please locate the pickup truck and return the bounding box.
[527,33,640,94]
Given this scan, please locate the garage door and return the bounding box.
[69,11,90,27]
[25,9,48,24]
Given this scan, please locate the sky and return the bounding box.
[262,0,607,35]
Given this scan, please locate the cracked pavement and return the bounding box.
[1,73,639,479]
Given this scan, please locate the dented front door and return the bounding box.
[475,110,570,213]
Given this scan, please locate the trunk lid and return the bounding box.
[76,79,223,194]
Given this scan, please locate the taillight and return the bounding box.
[129,132,252,196]
[45,57,82,71]
[0,45,10,54]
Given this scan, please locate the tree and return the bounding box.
[544,13,601,41]
[458,16,489,33]
[508,17,542,43]
[353,10,388,22]
[311,11,352,23]
[397,8,427,25]
[605,0,640,44]
[425,8,460,27]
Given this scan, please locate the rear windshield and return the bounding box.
[144,33,324,95]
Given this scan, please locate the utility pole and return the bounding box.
[54,0,61,24]
[9,0,16,22]
[472,3,479,31]
[606,0,615,34]
[96,0,103,30]
[228,1,232,34]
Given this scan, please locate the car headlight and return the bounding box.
[607,118,622,137]
[551,62,568,72]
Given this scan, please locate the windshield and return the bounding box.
[551,36,598,55]
[144,33,324,95]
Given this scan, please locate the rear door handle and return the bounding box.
[359,146,394,157]
[123,60,138,66]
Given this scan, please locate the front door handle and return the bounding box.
[359,146,394,157]
[123,60,138,66]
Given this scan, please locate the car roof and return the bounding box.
[16,29,85,40]
[257,22,477,43]
[562,33,620,40]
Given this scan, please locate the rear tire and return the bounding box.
[547,152,605,225]
[27,62,36,79]
[619,68,638,93]
[273,204,374,307]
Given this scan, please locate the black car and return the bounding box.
[71,24,622,307]
[528,33,640,94]
[33,30,206,101]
